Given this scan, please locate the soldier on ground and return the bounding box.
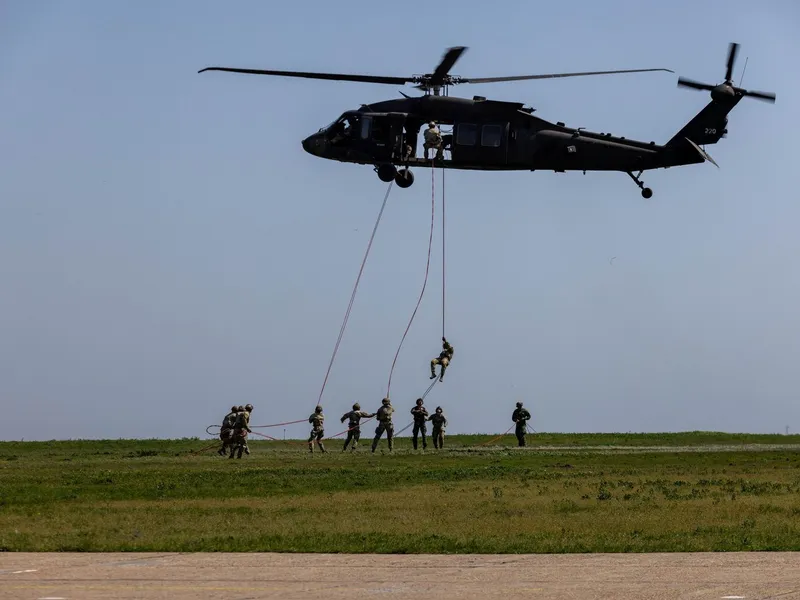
[428,406,448,449]
[340,403,375,452]
[218,405,239,456]
[430,337,454,381]
[308,405,327,453]
[371,397,395,452]
[410,398,429,450]
[511,401,531,447]
[230,403,253,459]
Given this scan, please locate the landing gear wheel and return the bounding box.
[626,171,653,199]
[395,168,414,188]
[376,164,397,183]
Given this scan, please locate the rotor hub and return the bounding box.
[711,83,736,101]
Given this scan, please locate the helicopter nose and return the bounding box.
[302,133,326,157]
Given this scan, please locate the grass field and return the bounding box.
[2,433,800,553]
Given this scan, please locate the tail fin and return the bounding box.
[665,96,742,148]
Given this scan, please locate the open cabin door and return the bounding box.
[359,112,408,163]
[450,121,509,166]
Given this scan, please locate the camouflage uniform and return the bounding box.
[423,122,443,160]
[410,398,429,450]
[308,406,326,453]
[230,404,253,459]
[512,402,531,447]
[341,403,375,451]
[430,337,454,381]
[428,406,448,449]
[371,398,395,452]
[218,405,239,456]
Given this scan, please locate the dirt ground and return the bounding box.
[1,552,799,599]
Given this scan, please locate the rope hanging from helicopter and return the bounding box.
[386,160,447,401]
[386,164,436,398]
[315,181,394,408]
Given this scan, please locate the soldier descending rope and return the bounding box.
[430,337,454,381]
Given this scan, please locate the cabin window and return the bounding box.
[360,116,372,140]
[456,123,477,146]
[481,124,503,147]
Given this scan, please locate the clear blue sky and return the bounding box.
[2,0,799,441]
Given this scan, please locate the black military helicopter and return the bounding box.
[199,43,775,198]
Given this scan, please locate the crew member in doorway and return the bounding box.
[423,121,443,160]
[430,337,454,381]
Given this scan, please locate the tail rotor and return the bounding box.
[677,42,776,104]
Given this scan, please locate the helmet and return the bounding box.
[516,401,523,408]
[245,403,253,411]
[353,403,360,410]
[315,405,323,412]
[237,405,245,412]
[416,398,423,405]
[382,397,390,405]
[436,406,442,413]
[231,405,238,412]
[429,121,436,127]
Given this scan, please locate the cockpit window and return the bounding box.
[360,116,372,139]
[325,113,361,141]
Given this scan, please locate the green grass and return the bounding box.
[2,433,800,553]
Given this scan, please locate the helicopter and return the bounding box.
[199,43,775,198]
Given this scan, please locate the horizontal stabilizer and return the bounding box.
[685,137,719,168]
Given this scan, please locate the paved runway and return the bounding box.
[1,552,799,599]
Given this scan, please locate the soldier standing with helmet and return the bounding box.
[511,401,531,447]
[371,398,395,452]
[218,405,239,456]
[340,403,375,452]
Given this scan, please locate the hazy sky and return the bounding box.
[2,0,799,440]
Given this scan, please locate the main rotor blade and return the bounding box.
[677,77,715,91]
[725,42,739,82]
[429,46,467,85]
[462,67,674,84]
[197,66,412,86]
[742,89,777,102]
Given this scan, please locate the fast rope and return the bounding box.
[386,165,437,398]
[316,181,394,407]
[205,418,306,436]
[441,166,446,339]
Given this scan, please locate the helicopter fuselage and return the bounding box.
[300,94,707,176]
